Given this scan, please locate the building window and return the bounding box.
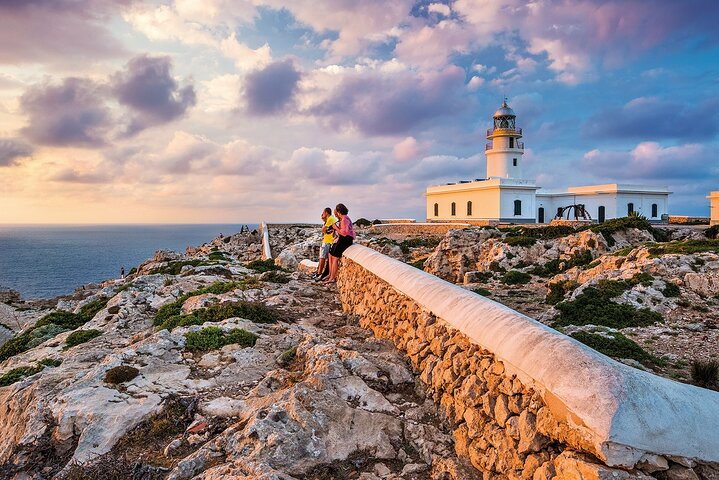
[513,158,517,166]
[627,203,634,215]
[509,137,514,148]
[467,201,472,216]
[652,203,658,218]
[451,202,456,216]
[538,207,545,223]
[514,200,522,216]
[434,203,439,217]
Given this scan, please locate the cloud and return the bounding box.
[0,138,33,166]
[244,59,301,115]
[427,3,451,17]
[583,97,719,140]
[581,142,713,180]
[310,66,465,136]
[288,147,383,185]
[20,77,112,147]
[397,153,484,182]
[0,0,131,64]
[51,168,113,184]
[112,55,197,135]
[393,136,429,162]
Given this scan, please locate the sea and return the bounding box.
[0,224,256,300]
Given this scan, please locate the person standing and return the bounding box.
[326,203,355,283]
[120,266,125,279]
[315,207,337,279]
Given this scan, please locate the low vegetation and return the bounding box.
[553,280,663,329]
[647,240,719,257]
[0,297,108,362]
[661,282,681,297]
[500,270,531,285]
[545,280,579,305]
[398,237,441,254]
[207,251,231,261]
[354,218,372,227]
[153,281,248,327]
[629,272,654,287]
[246,258,283,272]
[156,301,281,331]
[571,331,655,365]
[263,271,290,284]
[64,329,102,349]
[472,287,492,297]
[408,258,426,270]
[504,236,537,247]
[104,365,140,384]
[184,326,257,352]
[151,259,214,275]
[277,346,298,368]
[691,359,719,388]
[705,225,719,239]
[528,249,594,277]
[0,358,61,387]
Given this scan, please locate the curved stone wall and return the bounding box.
[337,244,719,479]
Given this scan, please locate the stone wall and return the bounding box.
[337,245,719,480]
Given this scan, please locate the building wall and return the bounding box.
[537,193,668,223]
[711,193,719,226]
[498,187,536,223]
[426,187,501,221]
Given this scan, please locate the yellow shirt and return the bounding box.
[323,215,337,244]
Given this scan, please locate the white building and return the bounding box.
[426,100,670,224]
[709,192,719,226]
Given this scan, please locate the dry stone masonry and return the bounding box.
[337,245,719,480]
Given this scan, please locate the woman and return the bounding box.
[326,203,355,283]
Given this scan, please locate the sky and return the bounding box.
[0,0,718,224]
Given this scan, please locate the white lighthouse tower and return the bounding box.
[486,99,524,179]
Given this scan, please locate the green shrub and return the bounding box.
[158,302,281,331]
[706,225,719,239]
[489,261,506,273]
[501,271,531,285]
[647,240,719,256]
[553,283,662,329]
[65,329,102,349]
[151,259,208,275]
[473,288,492,297]
[471,271,494,283]
[612,247,634,257]
[589,215,657,247]
[153,281,244,326]
[546,280,579,305]
[409,258,426,270]
[504,236,537,247]
[528,250,594,277]
[184,326,257,352]
[128,267,138,275]
[571,331,654,365]
[399,237,441,254]
[587,238,596,248]
[0,358,61,387]
[277,346,298,367]
[586,260,601,269]
[661,282,681,297]
[500,225,577,240]
[246,259,282,272]
[208,251,230,261]
[691,359,719,387]
[264,271,290,284]
[104,365,140,384]
[629,272,654,287]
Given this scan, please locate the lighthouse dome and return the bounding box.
[493,99,515,117]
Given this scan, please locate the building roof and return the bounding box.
[493,99,515,117]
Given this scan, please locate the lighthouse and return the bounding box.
[486,99,524,179]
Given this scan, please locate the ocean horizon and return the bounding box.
[0,224,258,300]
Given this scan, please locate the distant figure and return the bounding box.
[326,203,355,283]
[314,207,337,280]
[120,266,125,279]
[219,232,224,238]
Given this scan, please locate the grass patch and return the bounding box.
[277,346,298,368]
[553,281,662,329]
[64,329,102,349]
[208,251,230,261]
[408,258,426,270]
[184,326,257,352]
[0,297,108,362]
[546,280,579,305]
[647,240,719,257]
[471,271,494,283]
[504,236,537,247]
[691,359,719,387]
[151,259,212,275]
[104,365,140,384]
[661,282,681,297]
[263,271,290,284]
[153,281,246,327]
[0,358,61,387]
[246,259,282,272]
[629,272,654,287]
[501,224,577,240]
[501,270,531,285]
[571,331,654,365]
[472,287,492,297]
[528,249,594,277]
[399,237,441,254]
[586,260,601,269]
[157,301,281,331]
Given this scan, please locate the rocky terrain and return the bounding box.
[421,218,719,387]
[0,235,473,479]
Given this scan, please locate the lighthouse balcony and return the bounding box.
[487,127,522,137]
[486,141,524,151]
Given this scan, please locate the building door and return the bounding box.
[627,203,634,215]
[598,206,605,223]
[538,207,545,223]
